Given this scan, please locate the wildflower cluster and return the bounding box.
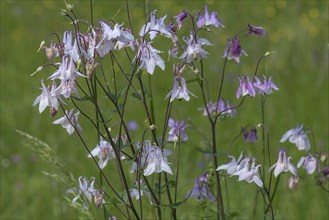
[31,2,328,220]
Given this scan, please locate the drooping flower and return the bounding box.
[165,64,195,102]
[174,10,188,30]
[129,180,153,205]
[66,176,96,208]
[217,152,263,187]
[200,99,237,117]
[52,109,82,135]
[33,80,62,113]
[187,172,215,202]
[130,141,172,176]
[243,127,258,143]
[88,136,116,169]
[179,33,212,63]
[268,150,298,177]
[248,24,266,37]
[253,75,279,95]
[223,37,247,63]
[236,75,256,98]
[288,176,299,190]
[280,124,311,151]
[62,31,80,62]
[139,10,172,40]
[297,154,317,174]
[167,118,188,142]
[49,56,86,81]
[197,5,225,28]
[135,41,165,75]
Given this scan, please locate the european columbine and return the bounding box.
[67,176,96,207]
[243,127,258,143]
[253,75,279,95]
[288,176,299,189]
[223,37,247,63]
[166,64,195,102]
[52,109,82,135]
[236,75,256,98]
[88,137,115,169]
[217,152,263,187]
[268,150,298,177]
[33,80,62,114]
[167,118,188,142]
[248,24,266,37]
[200,99,236,117]
[179,33,212,63]
[174,10,187,30]
[297,154,317,174]
[130,141,172,176]
[187,172,215,202]
[61,31,80,62]
[136,41,165,75]
[129,180,153,205]
[280,124,311,151]
[139,10,172,40]
[197,4,224,28]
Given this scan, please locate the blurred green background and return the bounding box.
[1,0,328,219]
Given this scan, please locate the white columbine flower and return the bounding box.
[280,124,310,151]
[216,152,243,175]
[129,180,153,205]
[33,80,62,113]
[136,41,165,75]
[165,76,192,102]
[139,10,171,40]
[88,137,116,169]
[52,109,82,135]
[268,150,298,177]
[179,33,212,63]
[297,154,317,174]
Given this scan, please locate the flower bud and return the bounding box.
[149,124,156,130]
[37,40,45,53]
[320,151,328,163]
[30,66,43,76]
[50,107,58,117]
[94,190,104,208]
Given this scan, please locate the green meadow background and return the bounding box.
[1,0,328,219]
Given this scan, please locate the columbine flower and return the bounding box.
[179,33,212,63]
[248,24,266,37]
[62,31,80,62]
[43,40,59,62]
[165,64,195,102]
[197,5,225,28]
[253,75,279,95]
[49,56,86,81]
[268,150,298,177]
[167,118,188,142]
[66,176,96,207]
[174,10,187,30]
[88,137,115,169]
[217,153,263,187]
[33,80,62,113]
[200,99,236,117]
[243,127,258,143]
[143,145,173,176]
[297,154,317,174]
[136,41,165,75]
[236,75,256,98]
[139,10,171,40]
[129,180,153,205]
[280,124,311,151]
[223,37,247,63]
[187,172,215,202]
[52,109,82,135]
[130,141,172,176]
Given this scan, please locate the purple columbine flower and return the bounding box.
[223,37,247,63]
[243,127,258,143]
[236,75,256,98]
[187,172,215,202]
[66,176,96,207]
[197,5,224,28]
[248,24,266,37]
[297,154,317,174]
[268,150,298,177]
[167,118,188,142]
[174,10,187,30]
[200,99,237,117]
[280,124,311,151]
[253,75,279,95]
